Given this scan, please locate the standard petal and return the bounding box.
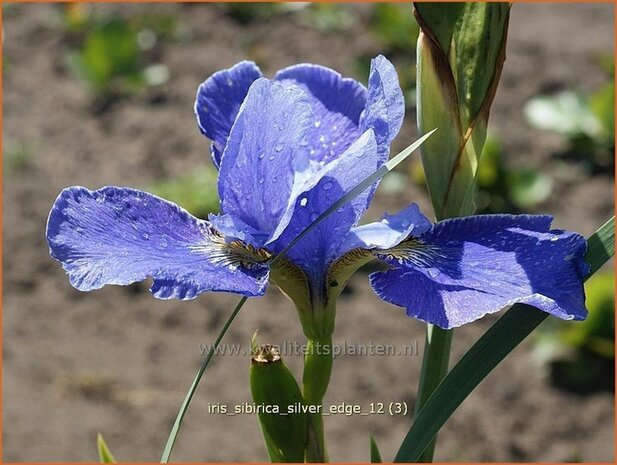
[360,55,405,151]
[47,187,269,299]
[268,130,379,284]
[370,215,589,329]
[275,63,367,165]
[194,61,263,168]
[338,203,432,255]
[356,55,405,211]
[218,78,313,239]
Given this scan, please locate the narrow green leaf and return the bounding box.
[395,217,615,462]
[97,433,116,463]
[370,435,383,463]
[586,217,615,274]
[161,131,436,462]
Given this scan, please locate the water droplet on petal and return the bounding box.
[322,181,333,191]
[300,197,308,207]
[428,269,440,278]
[275,142,285,152]
[314,121,321,128]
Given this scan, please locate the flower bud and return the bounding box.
[250,344,307,462]
[414,2,510,219]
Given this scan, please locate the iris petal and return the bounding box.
[275,63,367,165]
[194,61,263,168]
[218,78,314,238]
[360,55,406,151]
[46,187,269,299]
[339,203,432,255]
[358,55,406,211]
[370,215,589,329]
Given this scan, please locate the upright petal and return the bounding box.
[269,130,379,286]
[357,55,405,211]
[195,61,263,168]
[360,55,405,151]
[47,187,269,299]
[370,215,589,329]
[218,78,314,240]
[275,64,367,165]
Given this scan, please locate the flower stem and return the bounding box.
[303,337,333,462]
[413,324,453,462]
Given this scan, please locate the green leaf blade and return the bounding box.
[97,433,117,463]
[370,435,383,463]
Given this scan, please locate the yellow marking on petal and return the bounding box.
[191,227,272,270]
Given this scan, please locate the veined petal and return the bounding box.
[360,55,405,151]
[275,63,367,165]
[268,130,379,284]
[218,78,313,238]
[194,61,263,168]
[47,187,269,299]
[370,215,589,329]
[339,203,432,255]
[358,55,405,211]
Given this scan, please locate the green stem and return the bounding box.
[303,337,333,462]
[413,324,453,462]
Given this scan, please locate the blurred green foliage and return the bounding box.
[410,134,553,214]
[371,3,419,54]
[475,136,553,212]
[355,4,420,105]
[295,4,355,32]
[220,2,281,25]
[3,140,31,173]
[524,58,614,174]
[66,19,147,94]
[534,271,615,393]
[147,166,220,219]
[62,5,175,100]
[221,3,353,32]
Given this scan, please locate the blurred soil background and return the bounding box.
[3,3,615,462]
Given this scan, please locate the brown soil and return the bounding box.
[3,3,614,462]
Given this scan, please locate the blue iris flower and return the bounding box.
[46,56,589,331]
